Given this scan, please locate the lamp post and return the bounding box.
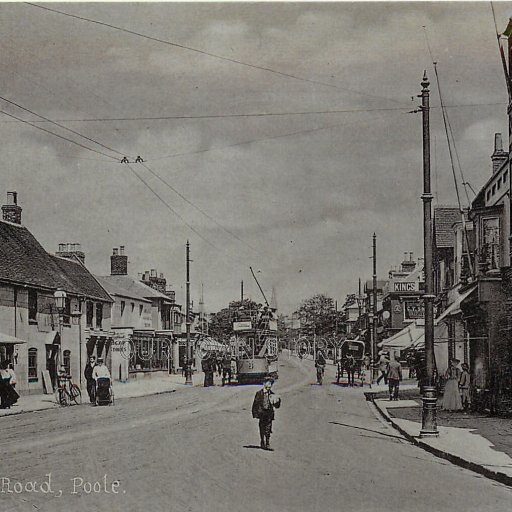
[185,241,193,385]
[54,289,67,367]
[419,71,438,438]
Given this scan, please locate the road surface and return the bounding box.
[1,355,511,512]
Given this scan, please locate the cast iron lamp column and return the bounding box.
[54,288,67,368]
[419,72,439,438]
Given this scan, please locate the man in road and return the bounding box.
[252,376,281,450]
[84,355,96,403]
[345,353,357,387]
[222,352,232,386]
[376,351,389,385]
[387,353,402,401]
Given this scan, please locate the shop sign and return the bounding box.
[404,302,424,319]
[393,281,418,292]
[233,321,252,331]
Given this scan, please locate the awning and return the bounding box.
[378,322,424,350]
[0,332,26,344]
[435,284,477,325]
[45,331,60,345]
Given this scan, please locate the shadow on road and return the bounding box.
[329,421,404,440]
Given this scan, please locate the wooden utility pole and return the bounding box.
[185,240,193,385]
[241,280,244,302]
[419,72,438,437]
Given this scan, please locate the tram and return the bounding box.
[230,305,279,384]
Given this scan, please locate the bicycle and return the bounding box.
[57,373,82,406]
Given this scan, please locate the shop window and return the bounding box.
[28,289,38,322]
[28,348,38,382]
[86,302,94,328]
[96,303,103,329]
[63,350,71,375]
[121,301,126,316]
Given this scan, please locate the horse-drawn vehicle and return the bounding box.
[335,339,367,386]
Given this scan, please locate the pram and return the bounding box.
[95,377,114,406]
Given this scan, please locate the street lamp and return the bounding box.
[54,288,67,367]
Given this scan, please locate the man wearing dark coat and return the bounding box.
[252,377,281,450]
[84,355,96,403]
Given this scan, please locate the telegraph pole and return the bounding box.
[419,72,438,437]
[241,280,244,302]
[185,240,193,385]
[372,233,378,381]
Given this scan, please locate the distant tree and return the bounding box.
[295,294,342,337]
[209,299,262,339]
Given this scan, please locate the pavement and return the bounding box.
[371,384,512,486]
[0,369,224,417]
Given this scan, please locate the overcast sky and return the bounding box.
[1,2,511,314]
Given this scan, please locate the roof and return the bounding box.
[433,206,462,248]
[0,220,112,301]
[97,274,174,303]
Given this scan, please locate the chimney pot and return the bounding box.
[113,248,118,256]
[120,246,125,255]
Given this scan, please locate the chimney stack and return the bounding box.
[491,133,508,174]
[2,192,22,224]
[56,242,85,264]
[111,247,128,275]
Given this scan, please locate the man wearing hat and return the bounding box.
[252,376,281,450]
[92,357,111,381]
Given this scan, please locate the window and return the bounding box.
[86,302,94,328]
[139,304,143,316]
[63,350,71,375]
[481,217,500,271]
[96,303,103,329]
[487,190,491,201]
[131,302,135,313]
[28,348,38,382]
[28,289,37,321]
[120,301,126,316]
[504,170,508,182]
[498,178,502,189]
[63,297,71,324]
[492,184,496,195]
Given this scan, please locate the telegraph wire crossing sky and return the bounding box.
[1,2,511,313]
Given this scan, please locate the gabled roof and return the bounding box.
[98,274,174,303]
[433,206,461,248]
[0,220,112,302]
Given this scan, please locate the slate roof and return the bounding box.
[97,275,173,303]
[433,206,462,248]
[0,219,112,302]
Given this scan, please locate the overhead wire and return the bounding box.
[0,109,119,160]
[25,2,406,105]
[0,94,127,159]
[0,102,506,125]
[125,163,248,270]
[423,26,474,277]
[139,161,264,256]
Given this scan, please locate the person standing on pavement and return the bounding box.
[84,355,96,403]
[459,363,471,412]
[441,358,463,411]
[7,363,16,389]
[387,353,402,400]
[376,351,389,385]
[252,376,281,450]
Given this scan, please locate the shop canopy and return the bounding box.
[0,332,26,344]
[378,322,424,350]
[435,284,477,325]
